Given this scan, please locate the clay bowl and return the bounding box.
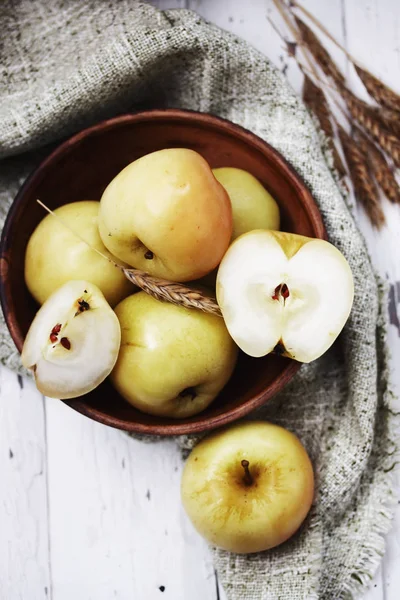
[0,109,326,436]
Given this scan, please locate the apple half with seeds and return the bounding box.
[216,230,354,362]
[21,280,121,399]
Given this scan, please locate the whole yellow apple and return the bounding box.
[181,421,314,554]
[197,168,281,291]
[25,201,133,307]
[98,148,233,282]
[111,292,238,418]
[213,167,280,239]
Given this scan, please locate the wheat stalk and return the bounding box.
[290,0,356,62]
[353,127,400,204]
[291,0,400,113]
[337,126,385,227]
[302,74,347,178]
[36,200,222,316]
[303,74,333,135]
[294,15,345,86]
[354,65,400,113]
[273,0,400,226]
[373,106,400,139]
[123,270,222,316]
[341,89,400,167]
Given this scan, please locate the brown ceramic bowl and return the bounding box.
[0,109,326,435]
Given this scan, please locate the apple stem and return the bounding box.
[241,459,253,486]
[179,387,197,401]
[36,199,120,267]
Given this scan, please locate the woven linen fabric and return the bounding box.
[0,2,396,598]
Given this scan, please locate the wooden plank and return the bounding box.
[1,3,395,600]
[45,398,216,600]
[184,1,391,599]
[342,1,400,599]
[0,368,51,600]
[128,437,216,599]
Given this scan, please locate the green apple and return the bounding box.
[216,230,354,362]
[197,168,281,291]
[181,421,314,554]
[110,292,238,418]
[25,201,133,307]
[99,148,233,282]
[21,280,121,399]
[213,167,280,239]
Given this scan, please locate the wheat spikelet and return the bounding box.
[354,65,400,113]
[122,269,222,316]
[338,126,385,227]
[302,75,347,178]
[341,88,400,167]
[373,106,400,139]
[331,144,348,180]
[294,16,345,86]
[292,0,400,113]
[303,74,333,135]
[354,127,400,204]
[36,200,222,316]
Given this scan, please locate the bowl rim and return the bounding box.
[0,108,326,436]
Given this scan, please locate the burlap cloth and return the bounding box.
[1,2,397,598]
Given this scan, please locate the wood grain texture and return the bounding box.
[342,4,400,600]
[0,369,51,600]
[45,398,217,600]
[1,1,399,600]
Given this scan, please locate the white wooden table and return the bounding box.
[1,1,399,598]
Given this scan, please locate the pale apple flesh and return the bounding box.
[111,292,238,418]
[21,280,121,399]
[181,421,314,554]
[24,200,133,307]
[216,230,354,362]
[212,167,280,240]
[99,148,233,282]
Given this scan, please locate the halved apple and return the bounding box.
[216,230,354,362]
[21,280,121,398]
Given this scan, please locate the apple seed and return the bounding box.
[281,283,290,299]
[60,337,71,350]
[272,283,290,302]
[75,298,90,316]
[49,323,62,343]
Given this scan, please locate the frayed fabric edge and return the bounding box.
[338,279,399,599]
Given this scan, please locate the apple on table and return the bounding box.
[181,421,314,553]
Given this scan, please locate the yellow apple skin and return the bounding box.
[98,149,233,282]
[111,292,238,418]
[213,167,280,240]
[25,201,133,307]
[181,421,314,554]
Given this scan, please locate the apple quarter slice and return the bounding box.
[216,230,354,363]
[22,280,121,399]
